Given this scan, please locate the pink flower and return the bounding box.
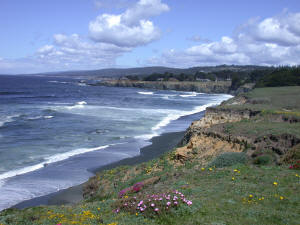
[174,201,178,205]
[186,200,192,205]
[151,203,155,207]
[154,208,159,212]
[166,202,171,206]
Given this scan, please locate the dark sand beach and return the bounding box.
[13,131,185,209]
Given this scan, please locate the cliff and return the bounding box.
[94,80,232,94]
[177,87,300,165]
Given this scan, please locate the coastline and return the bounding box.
[12,131,185,210]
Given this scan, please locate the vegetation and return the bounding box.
[1,153,299,224]
[208,152,247,168]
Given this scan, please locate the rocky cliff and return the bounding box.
[176,93,300,165]
[95,80,232,94]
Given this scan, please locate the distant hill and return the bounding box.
[21,65,269,79]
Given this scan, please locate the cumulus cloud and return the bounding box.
[89,0,169,47]
[147,11,300,67]
[0,0,169,74]
[0,34,131,74]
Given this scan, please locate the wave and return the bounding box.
[0,115,19,127]
[48,81,69,84]
[0,144,114,182]
[138,91,154,95]
[179,92,198,98]
[152,102,218,131]
[67,101,87,110]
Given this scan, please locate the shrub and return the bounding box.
[208,152,247,168]
[253,155,273,165]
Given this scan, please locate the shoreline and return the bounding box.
[12,131,185,210]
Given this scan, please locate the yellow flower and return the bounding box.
[261,197,264,200]
[296,173,299,177]
[258,198,261,201]
[136,212,138,216]
[231,177,235,181]
[249,194,253,198]
[201,167,205,171]
[124,195,128,199]
[234,169,238,172]
[273,182,278,186]
[209,168,213,171]
[280,196,284,200]
[97,207,100,210]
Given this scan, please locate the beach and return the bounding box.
[13,131,185,209]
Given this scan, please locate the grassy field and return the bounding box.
[223,86,300,112]
[0,151,299,225]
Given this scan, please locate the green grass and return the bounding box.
[222,118,300,139]
[222,86,300,112]
[1,153,299,225]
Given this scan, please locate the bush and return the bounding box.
[208,152,247,168]
[253,155,273,165]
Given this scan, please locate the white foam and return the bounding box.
[44,116,54,119]
[135,133,158,141]
[179,92,198,98]
[67,101,87,109]
[48,81,69,84]
[0,115,19,127]
[0,144,112,182]
[138,91,154,95]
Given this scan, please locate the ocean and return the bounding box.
[0,75,232,210]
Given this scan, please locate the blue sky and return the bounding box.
[1,0,300,74]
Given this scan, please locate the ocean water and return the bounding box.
[0,75,232,210]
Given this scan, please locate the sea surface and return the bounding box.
[0,75,232,210]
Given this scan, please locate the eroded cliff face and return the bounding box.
[96,80,232,94]
[176,97,300,165]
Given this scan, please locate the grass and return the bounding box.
[222,86,300,111]
[1,151,299,225]
[222,118,300,139]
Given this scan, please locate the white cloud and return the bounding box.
[89,0,169,47]
[0,34,132,74]
[147,11,300,67]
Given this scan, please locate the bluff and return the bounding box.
[94,80,232,94]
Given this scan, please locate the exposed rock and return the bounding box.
[95,80,232,94]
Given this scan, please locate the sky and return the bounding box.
[1,0,300,74]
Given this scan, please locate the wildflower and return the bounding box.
[124,195,128,199]
[151,203,155,207]
[249,194,253,198]
[209,168,213,171]
[136,213,138,216]
[186,200,193,205]
[201,167,205,171]
[296,173,299,177]
[280,196,284,200]
[273,182,278,186]
[154,208,159,212]
[232,177,235,181]
[97,207,100,210]
[261,197,264,200]
[166,202,171,206]
[174,201,178,205]
[234,169,238,172]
